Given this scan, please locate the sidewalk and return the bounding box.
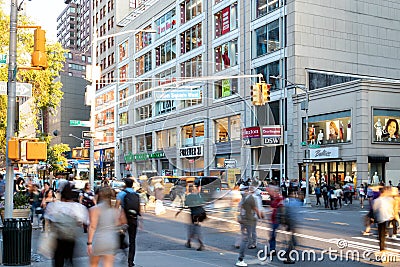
[30,250,239,267]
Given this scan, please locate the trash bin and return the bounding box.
[2,218,32,266]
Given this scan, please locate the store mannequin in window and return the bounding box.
[344,172,353,184]
[339,121,344,142]
[317,130,324,145]
[222,45,230,68]
[372,172,380,185]
[309,172,316,194]
[374,118,383,141]
[309,125,316,145]
[328,121,339,142]
[347,120,351,142]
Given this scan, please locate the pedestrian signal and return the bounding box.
[261,83,271,104]
[8,138,20,160]
[251,83,262,106]
[31,28,47,69]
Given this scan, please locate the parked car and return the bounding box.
[169,176,222,203]
[143,176,179,197]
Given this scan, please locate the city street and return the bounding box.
[23,196,400,266]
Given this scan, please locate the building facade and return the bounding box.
[104,0,400,186]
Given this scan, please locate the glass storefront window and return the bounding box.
[214,39,238,72]
[155,38,176,67]
[135,25,153,52]
[214,78,238,98]
[255,60,280,90]
[214,2,238,38]
[303,111,351,144]
[216,118,229,142]
[372,109,400,143]
[119,40,128,61]
[256,0,280,18]
[254,19,279,58]
[215,115,241,142]
[155,8,177,39]
[181,123,204,146]
[180,0,202,24]
[180,23,202,54]
[181,55,202,78]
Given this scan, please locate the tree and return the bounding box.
[0,1,67,165]
[47,142,70,174]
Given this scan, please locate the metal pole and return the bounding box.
[4,0,18,218]
[89,33,97,190]
[304,89,311,207]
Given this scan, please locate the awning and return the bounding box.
[368,156,389,163]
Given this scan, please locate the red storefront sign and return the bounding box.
[242,127,261,139]
[221,6,230,35]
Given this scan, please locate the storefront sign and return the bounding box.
[309,147,339,160]
[179,146,203,158]
[221,6,230,35]
[222,79,231,97]
[242,127,261,139]
[224,159,237,168]
[124,151,165,162]
[262,125,283,146]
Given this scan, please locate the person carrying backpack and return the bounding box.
[116,178,142,267]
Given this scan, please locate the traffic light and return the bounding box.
[261,82,271,104]
[26,141,47,161]
[31,28,48,69]
[8,138,20,160]
[251,83,262,105]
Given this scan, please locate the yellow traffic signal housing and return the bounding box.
[31,28,48,69]
[26,141,47,161]
[261,83,271,104]
[8,138,20,161]
[251,83,262,105]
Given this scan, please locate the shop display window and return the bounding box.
[214,2,238,38]
[303,111,351,145]
[215,115,241,142]
[372,109,400,143]
[214,39,238,72]
[214,78,238,98]
[254,19,279,58]
[255,0,280,19]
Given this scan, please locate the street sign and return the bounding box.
[70,120,90,127]
[82,131,95,138]
[83,139,90,148]
[153,90,201,100]
[0,54,7,64]
[224,159,237,168]
[0,81,32,97]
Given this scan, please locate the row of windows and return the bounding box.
[131,115,241,152]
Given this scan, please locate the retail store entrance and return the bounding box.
[300,161,357,185]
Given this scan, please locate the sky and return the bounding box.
[3,0,67,43]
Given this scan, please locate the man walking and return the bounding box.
[373,186,394,253]
[236,186,262,267]
[116,178,142,267]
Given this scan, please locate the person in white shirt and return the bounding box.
[335,186,343,208]
[373,187,395,252]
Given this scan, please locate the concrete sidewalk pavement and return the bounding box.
[30,250,240,267]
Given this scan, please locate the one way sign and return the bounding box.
[82,131,95,138]
[0,81,32,97]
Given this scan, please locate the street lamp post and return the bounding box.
[69,133,84,147]
[270,75,311,206]
[88,29,156,187]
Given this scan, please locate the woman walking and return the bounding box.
[87,186,126,267]
[79,182,96,233]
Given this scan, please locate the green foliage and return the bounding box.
[13,192,30,209]
[47,143,71,173]
[0,3,67,161]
